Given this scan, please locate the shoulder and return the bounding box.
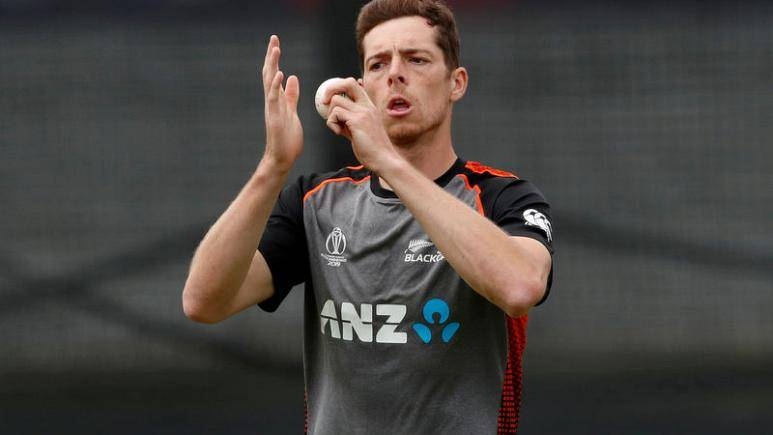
[457,160,549,214]
[457,159,529,192]
[462,160,520,180]
[289,165,372,202]
[458,160,521,191]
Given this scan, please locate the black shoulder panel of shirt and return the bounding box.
[460,161,552,243]
[460,159,555,305]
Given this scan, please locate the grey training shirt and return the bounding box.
[258,158,554,434]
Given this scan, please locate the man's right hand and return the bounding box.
[262,35,303,172]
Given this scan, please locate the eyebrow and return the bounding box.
[365,48,434,65]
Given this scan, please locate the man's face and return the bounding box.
[361,16,459,145]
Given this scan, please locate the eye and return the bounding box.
[409,57,427,65]
[369,62,385,71]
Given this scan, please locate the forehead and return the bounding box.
[362,15,441,57]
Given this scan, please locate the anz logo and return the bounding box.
[412,299,460,343]
[319,298,460,345]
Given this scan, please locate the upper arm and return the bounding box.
[511,236,552,300]
[230,174,309,316]
[223,250,277,318]
[487,178,555,304]
[254,176,311,312]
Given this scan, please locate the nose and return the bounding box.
[387,59,406,87]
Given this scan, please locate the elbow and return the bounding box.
[182,284,225,324]
[500,278,546,319]
[183,302,218,324]
[501,299,530,319]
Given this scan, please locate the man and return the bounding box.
[182,0,554,433]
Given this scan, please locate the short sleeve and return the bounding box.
[257,176,310,312]
[490,179,554,253]
[486,179,555,303]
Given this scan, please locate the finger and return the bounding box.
[329,77,368,104]
[285,75,300,112]
[326,107,352,140]
[319,78,342,105]
[262,35,279,78]
[328,93,357,113]
[264,47,281,92]
[268,70,284,104]
[321,78,356,104]
[262,46,281,93]
[325,116,342,136]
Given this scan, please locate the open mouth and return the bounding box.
[387,96,412,116]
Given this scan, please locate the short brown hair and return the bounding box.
[356,0,460,72]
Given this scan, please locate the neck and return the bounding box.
[380,117,457,189]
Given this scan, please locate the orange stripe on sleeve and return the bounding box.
[457,174,485,215]
[465,161,518,178]
[302,175,371,202]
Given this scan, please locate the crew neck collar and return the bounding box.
[369,158,465,199]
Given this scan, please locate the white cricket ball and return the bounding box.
[314,77,348,119]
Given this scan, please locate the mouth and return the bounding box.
[386,96,412,117]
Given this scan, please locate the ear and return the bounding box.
[449,67,468,102]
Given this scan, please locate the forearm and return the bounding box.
[380,159,549,317]
[183,157,288,318]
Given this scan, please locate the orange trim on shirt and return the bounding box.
[302,175,371,202]
[465,161,518,178]
[457,174,485,215]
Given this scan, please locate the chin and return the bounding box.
[386,123,424,146]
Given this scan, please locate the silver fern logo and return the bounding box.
[322,227,348,267]
[407,239,434,253]
[404,239,444,263]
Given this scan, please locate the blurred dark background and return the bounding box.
[1,0,771,434]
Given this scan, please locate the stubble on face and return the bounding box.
[384,102,447,147]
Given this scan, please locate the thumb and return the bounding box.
[285,75,300,111]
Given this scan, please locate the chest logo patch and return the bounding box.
[318,298,459,345]
[322,227,348,267]
[404,239,445,264]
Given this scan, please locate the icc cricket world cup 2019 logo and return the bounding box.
[322,227,348,267]
[326,227,347,255]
